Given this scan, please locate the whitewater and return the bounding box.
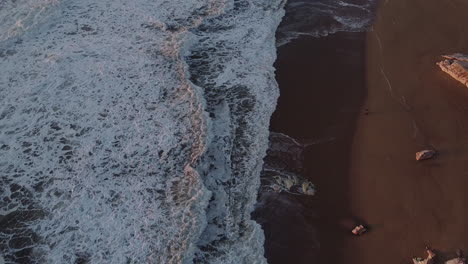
[0,0,285,263]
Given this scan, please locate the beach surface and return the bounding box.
[268,31,366,263]
[266,0,468,263]
[347,0,468,263]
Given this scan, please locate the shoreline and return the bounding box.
[259,31,367,264]
[261,0,468,263]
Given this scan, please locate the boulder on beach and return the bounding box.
[416,150,437,161]
[437,53,468,87]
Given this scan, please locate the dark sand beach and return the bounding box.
[266,31,366,264]
[265,0,468,263]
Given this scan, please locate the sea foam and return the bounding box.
[0,0,285,263]
[277,0,377,46]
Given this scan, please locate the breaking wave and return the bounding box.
[0,0,285,263]
[277,0,377,46]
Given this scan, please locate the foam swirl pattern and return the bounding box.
[0,0,284,263]
[277,0,377,46]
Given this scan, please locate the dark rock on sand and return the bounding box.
[437,54,468,87]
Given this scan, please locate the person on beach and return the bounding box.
[351,224,367,235]
[412,246,436,264]
[426,247,436,259]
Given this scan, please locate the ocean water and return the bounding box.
[259,133,315,196]
[276,0,377,46]
[0,0,285,263]
[253,132,321,263]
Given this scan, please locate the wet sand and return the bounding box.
[267,31,366,264]
[266,0,468,263]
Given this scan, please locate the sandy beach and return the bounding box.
[266,0,468,263]
[347,0,468,263]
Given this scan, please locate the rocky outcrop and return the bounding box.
[437,54,468,87]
